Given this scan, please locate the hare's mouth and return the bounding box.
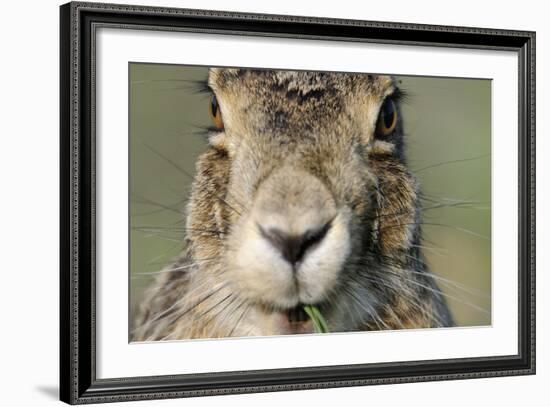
[286,304,309,324]
[278,304,313,334]
[263,302,318,321]
[263,302,327,334]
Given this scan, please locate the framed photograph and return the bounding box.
[60,1,536,404]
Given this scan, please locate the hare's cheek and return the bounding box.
[225,218,299,308]
[296,213,351,304]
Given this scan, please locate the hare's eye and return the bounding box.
[375,99,397,136]
[209,94,224,130]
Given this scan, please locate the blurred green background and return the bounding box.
[129,63,491,332]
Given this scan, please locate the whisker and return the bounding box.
[228,304,250,337]
[138,283,228,331]
[341,285,391,330]
[378,221,490,240]
[134,259,216,277]
[130,78,210,94]
[131,193,183,215]
[380,269,490,315]
[197,293,234,321]
[412,153,490,174]
[142,142,247,216]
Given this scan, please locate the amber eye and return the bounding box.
[376,99,397,136]
[209,94,224,130]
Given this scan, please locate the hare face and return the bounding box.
[181,68,421,334]
[136,68,452,341]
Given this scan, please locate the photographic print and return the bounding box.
[60,3,535,403]
[129,64,491,342]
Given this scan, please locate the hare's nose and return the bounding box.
[259,221,332,266]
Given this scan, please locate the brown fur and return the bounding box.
[134,68,453,341]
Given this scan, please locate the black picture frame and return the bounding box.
[60,1,536,404]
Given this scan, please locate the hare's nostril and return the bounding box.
[259,221,332,266]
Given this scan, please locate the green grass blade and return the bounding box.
[303,305,330,333]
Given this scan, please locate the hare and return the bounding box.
[134,68,453,341]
